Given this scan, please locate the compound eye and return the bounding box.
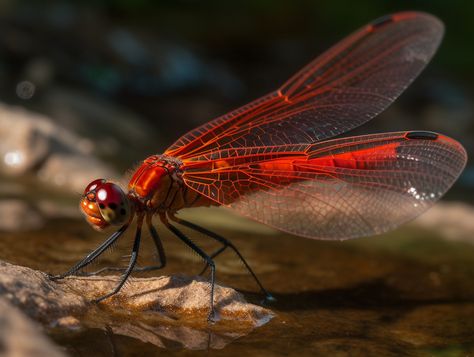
[84,178,106,196]
[95,182,131,225]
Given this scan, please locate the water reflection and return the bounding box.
[82,317,250,351]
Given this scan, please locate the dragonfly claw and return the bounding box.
[46,273,62,281]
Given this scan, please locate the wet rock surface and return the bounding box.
[66,274,273,325]
[0,259,274,351]
[0,260,272,325]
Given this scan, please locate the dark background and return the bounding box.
[0,0,472,197]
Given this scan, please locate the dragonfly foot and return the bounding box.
[207,309,219,324]
[47,273,63,281]
[92,294,113,304]
[262,293,277,305]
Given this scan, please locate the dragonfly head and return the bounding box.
[80,179,132,231]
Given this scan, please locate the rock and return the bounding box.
[0,102,118,193]
[36,153,116,194]
[54,316,81,330]
[412,201,474,244]
[0,298,66,357]
[0,109,49,175]
[0,260,274,350]
[0,261,87,322]
[0,199,44,231]
[66,274,273,325]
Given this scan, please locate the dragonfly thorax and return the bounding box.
[127,155,185,213]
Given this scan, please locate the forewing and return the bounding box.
[166,12,444,159]
[182,132,466,239]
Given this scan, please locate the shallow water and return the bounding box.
[0,209,473,356]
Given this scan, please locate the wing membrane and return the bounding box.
[182,132,466,239]
[166,12,444,160]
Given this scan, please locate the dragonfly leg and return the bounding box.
[93,220,143,303]
[48,223,130,280]
[145,213,167,269]
[161,214,217,322]
[76,266,127,276]
[197,245,227,275]
[79,214,167,276]
[169,214,275,303]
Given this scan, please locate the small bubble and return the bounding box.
[16,81,36,100]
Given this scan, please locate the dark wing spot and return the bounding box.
[406,131,438,140]
[99,203,105,209]
[120,208,127,215]
[109,202,118,210]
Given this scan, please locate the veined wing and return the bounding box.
[181,131,466,239]
[166,12,444,160]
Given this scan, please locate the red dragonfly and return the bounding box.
[50,12,467,321]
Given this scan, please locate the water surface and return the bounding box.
[0,211,473,356]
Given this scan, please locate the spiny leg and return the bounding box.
[48,223,129,280]
[197,245,227,275]
[145,213,167,269]
[170,215,275,303]
[161,214,217,322]
[79,214,166,276]
[93,218,143,303]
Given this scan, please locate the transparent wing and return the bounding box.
[182,131,466,239]
[166,12,444,160]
